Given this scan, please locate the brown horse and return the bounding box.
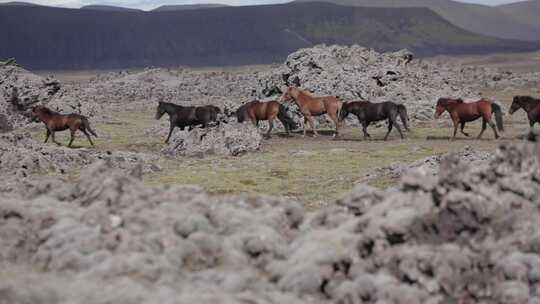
[32,106,98,147]
[435,98,504,140]
[509,96,540,130]
[234,100,298,137]
[281,87,342,138]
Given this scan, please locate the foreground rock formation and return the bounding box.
[1,133,539,303]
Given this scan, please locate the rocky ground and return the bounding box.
[1,45,540,303]
[1,132,539,304]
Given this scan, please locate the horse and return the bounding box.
[235,100,298,137]
[339,101,410,140]
[280,86,342,138]
[155,101,221,143]
[509,96,540,130]
[31,106,98,147]
[435,98,504,140]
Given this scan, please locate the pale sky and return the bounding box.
[0,0,530,10]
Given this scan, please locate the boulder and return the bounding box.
[161,122,262,157]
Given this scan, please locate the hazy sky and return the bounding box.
[0,0,530,10]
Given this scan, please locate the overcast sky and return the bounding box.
[0,0,529,10]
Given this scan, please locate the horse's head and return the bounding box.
[280,87,299,103]
[339,102,350,122]
[31,106,49,122]
[434,98,452,118]
[509,96,526,115]
[235,106,246,123]
[155,102,166,120]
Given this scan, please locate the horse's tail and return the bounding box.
[397,104,410,131]
[82,117,98,137]
[278,104,299,131]
[492,103,504,132]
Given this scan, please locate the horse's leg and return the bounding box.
[328,111,339,138]
[361,121,370,139]
[488,119,499,139]
[165,126,175,144]
[51,131,60,146]
[83,130,94,146]
[44,129,50,143]
[68,129,75,148]
[266,118,274,138]
[460,122,470,137]
[384,120,394,141]
[302,117,308,137]
[305,115,318,137]
[451,118,459,141]
[391,114,404,139]
[477,119,487,140]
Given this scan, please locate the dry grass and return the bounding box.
[30,104,532,206]
[30,55,540,206]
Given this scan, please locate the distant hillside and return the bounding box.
[80,5,142,12]
[1,2,539,70]
[152,3,229,11]
[499,0,540,30]
[295,0,540,41]
[0,1,40,6]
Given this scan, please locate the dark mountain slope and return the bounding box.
[1,2,539,70]
[295,0,540,41]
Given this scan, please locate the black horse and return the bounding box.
[509,96,540,130]
[155,101,221,143]
[339,101,410,140]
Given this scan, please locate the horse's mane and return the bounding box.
[516,96,540,104]
[293,87,313,97]
[35,106,57,115]
[437,98,463,105]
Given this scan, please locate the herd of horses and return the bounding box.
[30,87,540,147]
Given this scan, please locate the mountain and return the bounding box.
[0,1,40,6]
[295,0,540,41]
[152,4,229,11]
[1,2,539,70]
[498,0,540,30]
[80,5,142,12]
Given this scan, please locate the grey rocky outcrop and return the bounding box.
[258,45,484,123]
[161,122,262,157]
[0,62,61,127]
[0,132,159,195]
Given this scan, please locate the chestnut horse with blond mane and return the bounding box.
[435,98,504,140]
[281,86,342,138]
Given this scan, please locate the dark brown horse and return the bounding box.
[509,96,540,130]
[281,86,342,138]
[235,100,298,137]
[339,101,410,140]
[435,98,504,140]
[32,106,98,147]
